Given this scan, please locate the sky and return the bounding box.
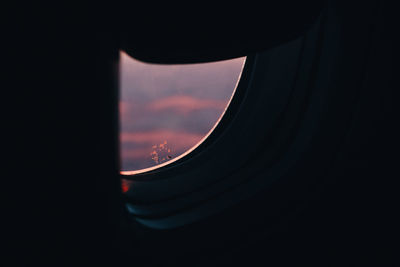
[119,51,245,171]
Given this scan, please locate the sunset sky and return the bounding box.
[119,51,245,171]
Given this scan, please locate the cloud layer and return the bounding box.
[119,52,245,171]
[147,95,226,115]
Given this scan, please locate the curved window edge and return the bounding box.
[120,55,255,178]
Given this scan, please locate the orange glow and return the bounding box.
[121,179,132,193]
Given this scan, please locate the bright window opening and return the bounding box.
[119,51,245,173]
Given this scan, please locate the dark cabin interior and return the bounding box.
[6,0,398,266]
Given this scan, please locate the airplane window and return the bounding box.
[119,5,327,230]
[119,51,246,174]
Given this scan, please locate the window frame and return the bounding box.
[121,13,328,229]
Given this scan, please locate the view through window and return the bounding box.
[120,51,245,173]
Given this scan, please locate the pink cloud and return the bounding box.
[120,130,205,170]
[146,95,227,115]
[119,101,130,118]
[121,130,203,148]
[121,147,156,161]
